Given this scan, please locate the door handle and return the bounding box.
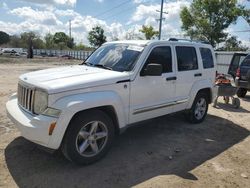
[194,73,202,77]
[166,76,177,81]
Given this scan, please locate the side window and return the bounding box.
[145,46,172,73]
[241,55,250,66]
[200,48,214,69]
[176,46,198,71]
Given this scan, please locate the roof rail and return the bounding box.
[168,38,210,44]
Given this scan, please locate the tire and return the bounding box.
[237,88,247,98]
[186,92,209,124]
[232,98,240,109]
[62,110,115,165]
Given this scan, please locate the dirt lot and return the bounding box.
[0,56,250,188]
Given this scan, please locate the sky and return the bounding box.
[0,0,249,46]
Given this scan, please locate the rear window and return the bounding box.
[176,46,198,71]
[241,55,250,66]
[200,48,214,69]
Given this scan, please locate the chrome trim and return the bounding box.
[133,99,188,115]
[17,83,35,113]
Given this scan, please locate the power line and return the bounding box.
[94,0,131,18]
[101,5,135,21]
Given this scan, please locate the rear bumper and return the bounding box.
[6,94,58,149]
[235,78,250,90]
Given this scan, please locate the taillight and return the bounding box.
[236,68,240,77]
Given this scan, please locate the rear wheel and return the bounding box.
[62,110,115,165]
[237,88,247,98]
[186,92,208,123]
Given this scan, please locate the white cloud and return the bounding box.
[55,9,79,17]
[238,0,250,5]
[2,6,129,45]
[17,0,76,6]
[133,0,157,4]
[9,7,63,26]
[129,1,190,39]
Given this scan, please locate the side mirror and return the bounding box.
[141,64,163,76]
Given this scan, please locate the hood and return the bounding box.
[19,65,130,94]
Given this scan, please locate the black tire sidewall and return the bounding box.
[237,88,247,98]
[188,92,209,123]
[62,110,115,165]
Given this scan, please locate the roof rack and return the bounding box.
[168,38,210,44]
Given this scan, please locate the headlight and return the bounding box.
[34,90,48,114]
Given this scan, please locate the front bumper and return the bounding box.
[6,94,58,149]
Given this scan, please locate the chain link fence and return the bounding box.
[33,49,93,60]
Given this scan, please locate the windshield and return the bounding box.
[85,43,144,72]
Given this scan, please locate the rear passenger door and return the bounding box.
[173,45,202,112]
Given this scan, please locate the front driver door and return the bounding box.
[129,45,176,124]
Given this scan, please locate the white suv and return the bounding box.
[6,39,216,164]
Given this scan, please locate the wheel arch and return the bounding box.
[186,79,214,109]
[48,91,127,149]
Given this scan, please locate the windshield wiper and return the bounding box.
[82,62,112,70]
[93,64,113,70]
[82,61,93,66]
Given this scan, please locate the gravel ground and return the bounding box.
[0,56,249,188]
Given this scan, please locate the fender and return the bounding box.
[48,91,127,149]
[186,79,214,109]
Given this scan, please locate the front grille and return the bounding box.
[17,83,35,113]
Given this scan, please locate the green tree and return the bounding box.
[180,0,249,47]
[53,32,69,50]
[0,31,10,45]
[9,35,22,48]
[45,33,55,49]
[88,26,107,47]
[139,25,159,40]
[20,32,45,49]
[74,43,87,50]
[217,36,248,51]
[67,37,75,49]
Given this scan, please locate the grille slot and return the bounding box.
[18,83,35,113]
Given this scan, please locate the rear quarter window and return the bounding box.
[241,55,250,66]
[200,48,214,69]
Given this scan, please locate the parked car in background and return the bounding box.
[228,52,248,79]
[6,39,216,164]
[0,49,18,56]
[234,54,250,97]
[60,54,73,59]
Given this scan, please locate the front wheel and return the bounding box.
[186,92,208,123]
[62,110,115,165]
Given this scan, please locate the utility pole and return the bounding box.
[158,0,164,40]
[69,19,71,39]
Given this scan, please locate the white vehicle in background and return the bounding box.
[0,48,27,57]
[6,39,216,164]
